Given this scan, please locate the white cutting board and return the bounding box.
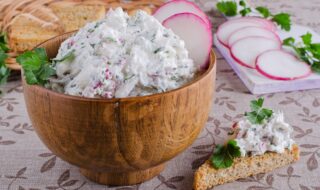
[214,24,320,94]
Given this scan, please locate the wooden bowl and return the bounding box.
[22,32,216,186]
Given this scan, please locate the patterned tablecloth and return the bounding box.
[1,0,320,189]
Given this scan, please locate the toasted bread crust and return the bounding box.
[7,3,105,52]
[49,2,106,32]
[194,144,299,190]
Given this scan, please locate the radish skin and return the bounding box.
[217,17,277,47]
[230,36,281,69]
[163,13,212,70]
[153,0,211,27]
[256,50,312,80]
[229,17,277,31]
[228,26,280,47]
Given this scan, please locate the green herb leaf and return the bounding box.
[16,48,56,85]
[256,6,271,18]
[312,64,320,74]
[53,50,75,63]
[0,33,10,92]
[211,140,241,169]
[0,33,9,52]
[282,37,295,46]
[245,98,273,124]
[16,51,42,70]
[0,64,10,85]
[239,0,246,6]
[282,33,320,74]
[272,13,291,31]
[238,0,251,16]
[301,32,312,45]
[0,49,8,63]
[216,1,238,17]
[240,7,251,16]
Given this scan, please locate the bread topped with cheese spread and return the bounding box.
[194,145,299,190]
[193,98,300,190]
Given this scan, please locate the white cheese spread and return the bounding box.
[50,8,197,98]
[235,111,295,157]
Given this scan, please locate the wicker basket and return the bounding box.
[0,0,164,70]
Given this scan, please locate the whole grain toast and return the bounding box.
[193,144,300,190]
[48,2,105,32]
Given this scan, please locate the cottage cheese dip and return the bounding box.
[234,111,295,157]
[50,8,197,98]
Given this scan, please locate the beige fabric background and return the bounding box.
[1,0,320,189]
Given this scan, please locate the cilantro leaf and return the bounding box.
[272,13,291,31]
[239,0,251,16]
[240,7,251,16]
[16,51,42,71]
[301,32,312,45]
[282,37,295,46]
[245,98,273,124]
[217,1,238,17]
[16,48,56,85]
[256,6,271,18]
[0,33,9,52]
[0,64,10,85]
[0,49,8,63]
[312,64,320,74]
[282,33,320,74]
[0,33,10,93]
[211,140,241,169]
[250,98,263,111]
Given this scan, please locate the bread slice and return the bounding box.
[194,144,300,190]
[49,2,105,32]
[7,2,105,52]
[8,14,62,52]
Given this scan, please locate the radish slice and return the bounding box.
[153,0,211,27]
[163,13,212,70]
[256,50,312,80]
[230,37,281,69]
[230,17,277,31]
[217,17,276,47]
[228,26,280,46]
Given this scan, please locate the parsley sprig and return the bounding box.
[245,98,273,124]
[216,1,237,17]
[283,33,320,73]
[216,0,291,31]
[239,0,251,17]
[255,6,291,31]
[0,33,10,94]
[210,140,241,169]
[16,48,56,85]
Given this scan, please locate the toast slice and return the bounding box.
[49,2,106,32]
[8,14,62,52]
[7,2,105,52]
[194,144,299,190]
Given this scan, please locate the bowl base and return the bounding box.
[80,163,165,186]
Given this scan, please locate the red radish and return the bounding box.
[230,17,277,31]
[153,0,211,27]
[228,26,280,46]
[230,36,281,69]
[217,17,276,47]
[163,13,212,70]
[256,50,312,80]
